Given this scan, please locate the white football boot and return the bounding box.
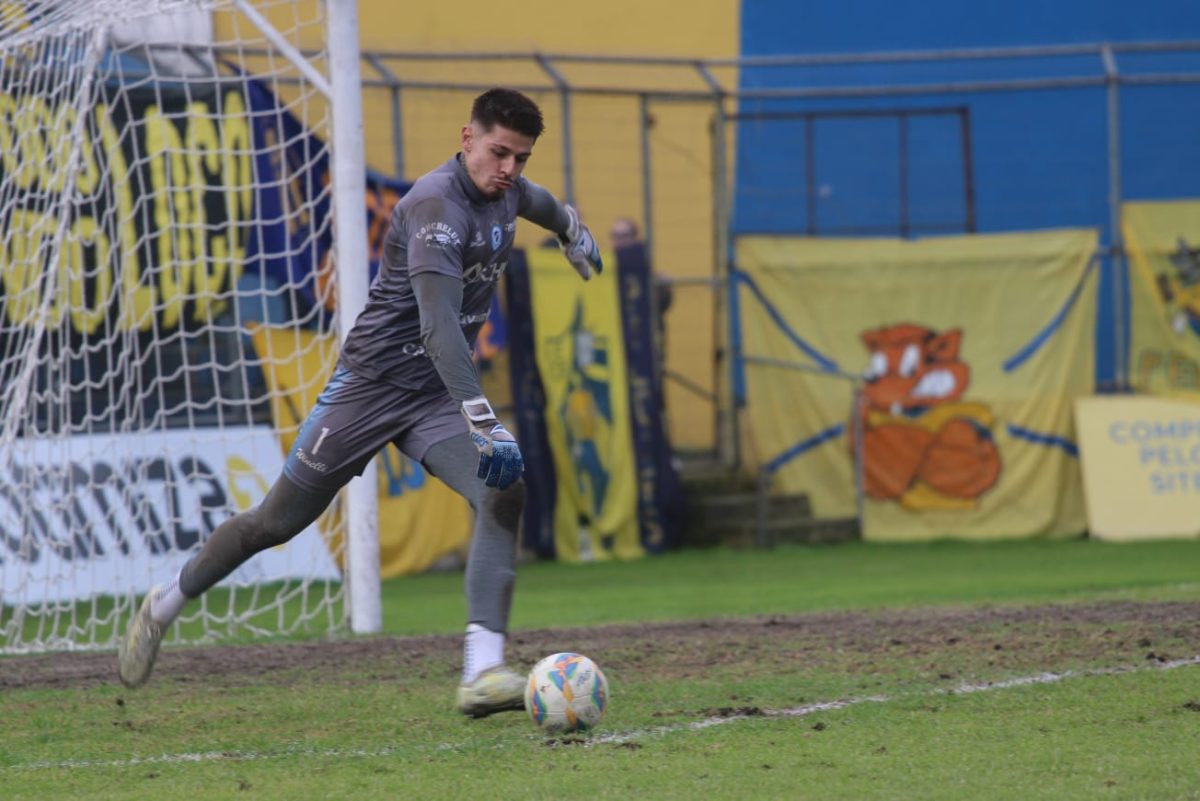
[118,589,165,688]
[455,665,527,718]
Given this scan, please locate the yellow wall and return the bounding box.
[216,0,739,451]
[359,2,735,55]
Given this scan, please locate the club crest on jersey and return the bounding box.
[491,224,503,251]
[415,222,462,250]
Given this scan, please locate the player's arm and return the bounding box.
[412,274,522,490]
[405,199,523,489]
[411,272,482,401]
[517,178,603,280]
[404,198,481,400]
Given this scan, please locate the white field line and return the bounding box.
[593,654,1200,745]
[6,655,1199,771]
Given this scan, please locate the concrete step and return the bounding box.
[680,490,859,548]
[687,513,859,547]
[686,491,812,523]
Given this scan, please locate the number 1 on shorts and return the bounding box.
[313,426,331,455]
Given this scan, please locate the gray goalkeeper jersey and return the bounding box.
[340,155,545,391]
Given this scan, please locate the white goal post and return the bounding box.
[0,0,380,653]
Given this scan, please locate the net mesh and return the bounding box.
[0,0,348,652]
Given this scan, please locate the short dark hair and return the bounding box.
[471,88,545,139]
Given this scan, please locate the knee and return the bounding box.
[483,480,525,531]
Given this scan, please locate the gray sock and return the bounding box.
[179,474,336,598]
[422,434,525,633]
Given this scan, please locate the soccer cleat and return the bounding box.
[118,590,165,689]
[455,665,527,718]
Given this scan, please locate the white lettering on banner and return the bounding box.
[0,427,340,604]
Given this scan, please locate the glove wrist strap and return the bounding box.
[563,204,581,242]
[462,396,497,424]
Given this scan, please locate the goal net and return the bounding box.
[0,0,357,653]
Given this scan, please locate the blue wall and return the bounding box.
[736,0,1200,386]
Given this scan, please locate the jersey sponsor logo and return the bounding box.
[491,224,503,251]
[462,260,508,284]
[415,221,463,250]
[399,343,428,357]
[504,222,516,233]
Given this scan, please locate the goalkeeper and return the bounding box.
[118,88,602,718]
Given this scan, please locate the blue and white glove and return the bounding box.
[558,204,603,280]
[461,397,524,490]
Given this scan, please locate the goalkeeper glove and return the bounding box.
[558,204,603,280]
[461,397,524,490]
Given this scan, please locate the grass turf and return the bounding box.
[3,537,1200,800]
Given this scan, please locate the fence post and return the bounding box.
[535,53,574,206]
[710,93,739,469]
[1102,44,1126,389]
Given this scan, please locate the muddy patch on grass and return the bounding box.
[3,601,1198,692]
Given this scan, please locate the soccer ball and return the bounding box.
[524,652,609,734]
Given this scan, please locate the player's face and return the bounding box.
[461,122,535,199]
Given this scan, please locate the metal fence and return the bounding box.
[347,41,1200,476]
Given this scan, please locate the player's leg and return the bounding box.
[416,426,527,717]
[178,475,337,597]
[119,366,401,688]
[424,431,524,638]
[118,474,335,688]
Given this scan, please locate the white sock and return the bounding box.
[462,623,505,684]
[149,571,188,626]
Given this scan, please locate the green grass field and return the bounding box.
[4,538,1200,800]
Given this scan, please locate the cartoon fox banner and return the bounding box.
[1123,200,1200,398]
[735,229,1099,541]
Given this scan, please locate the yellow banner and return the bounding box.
[371,444,474,576]
[248,325,472,577]
[736,229,1098,541]
[0,87,252,335]
[526,248,644,561]
[1124,200,1200,397]
[1075,395,1200,541]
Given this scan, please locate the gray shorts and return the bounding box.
[282,366,466,493]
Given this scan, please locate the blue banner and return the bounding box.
[242,77,410,326]
[616,244,683,553]
[505,250,559,556]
